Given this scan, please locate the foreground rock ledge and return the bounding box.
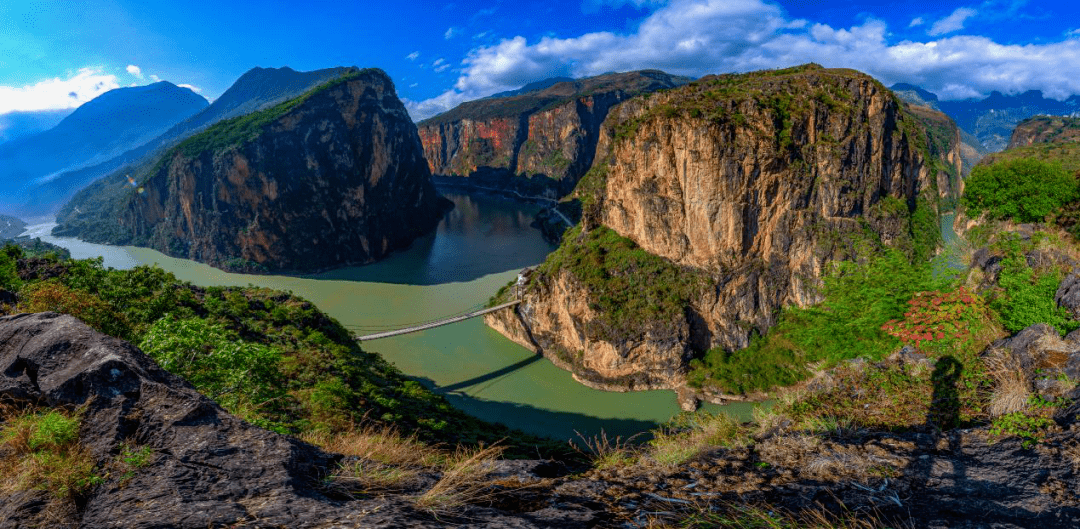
[0,313,591,529]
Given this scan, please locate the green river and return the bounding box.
[25,191,757,441]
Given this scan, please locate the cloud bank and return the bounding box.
[0,68,120,115]
[407,0,1080,120]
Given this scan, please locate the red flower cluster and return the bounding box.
[881,288,978,348]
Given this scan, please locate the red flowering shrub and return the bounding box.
[881,287,982,349]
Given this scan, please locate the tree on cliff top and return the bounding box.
[961,157,1077,223]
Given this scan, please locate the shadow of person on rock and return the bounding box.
[927,355,963,432]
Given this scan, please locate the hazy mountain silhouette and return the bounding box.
[892,83,1080,152]
[14,66,351,216]
[0,109,74,144]
[0,82,207,209]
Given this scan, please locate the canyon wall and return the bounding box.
[489,65,962,396]
[55,69,449,273]
[417,70,689,199]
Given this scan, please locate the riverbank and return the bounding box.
[22,191,758,441]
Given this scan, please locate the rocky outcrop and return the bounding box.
[489,65,958,395]
[54,69,450,273]
[0,312,607,528]
[418,70,690,199]
[5,313,1076,528]
[1007,115,1080,150]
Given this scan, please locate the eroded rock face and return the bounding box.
[60,69,450,273]
[490,65,960,393]
[0,312,353,528]
[418,70,689,199]
[0,313,602,529]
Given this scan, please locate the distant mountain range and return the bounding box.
[0,109,74,144]
[891,83,1080,152]
[8,66,353,216]
[0,82,208,212]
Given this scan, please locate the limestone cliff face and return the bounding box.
[67,69,449,273]
[417,71,689,199]
[489,65,954,394]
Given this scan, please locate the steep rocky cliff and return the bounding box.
[488,65,959,396]
[1007,115,1080,150]
[54,69,450,273]
[417,71,690,199]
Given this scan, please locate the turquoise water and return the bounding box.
[26,191,759,441]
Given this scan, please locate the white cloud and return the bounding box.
[406,0,1080,120]
[928,7,977,36]
[177,83,202,93]
[149,74,161,82]
[909,17,924,27]
[407,51,420,60]
[0,67,120,115]
[126,64,143,79]
[445,27,458,39]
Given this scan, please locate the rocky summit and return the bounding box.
[54,69,450,273]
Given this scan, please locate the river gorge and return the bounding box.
[23,191,757,441]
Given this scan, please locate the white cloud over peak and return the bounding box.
[0,68,120,115]
[178,83,202,93]
[126,64,143,78]
[406,0,1080,120]
[928,7,977,36]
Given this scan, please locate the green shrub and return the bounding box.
[961,157,1077,222]
[991,251,1077,335]
[690,249,946,393]
[139,316,288,430]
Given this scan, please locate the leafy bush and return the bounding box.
[991,250,1077,335]
[139,316,287,430]
[689,249,945,394]
[961,157,1077,222]
[881,287,983,349]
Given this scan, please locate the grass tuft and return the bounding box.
[415,444,506,514]
[0,403,101,500]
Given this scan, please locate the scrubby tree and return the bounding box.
[961,157,1077,223]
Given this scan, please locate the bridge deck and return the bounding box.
[355,300,521,341]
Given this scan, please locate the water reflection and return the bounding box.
[311,191,556,285]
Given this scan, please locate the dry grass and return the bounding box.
[645,499,911,529]
[647,412,748,468]
[570,429,639,470]
[984,349,1032,417]
[0,401,100,528]
[301,422,443,468]
[332,459,421,494]
[304,423,445,497]
[414,444,506,514]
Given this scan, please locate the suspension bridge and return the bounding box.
[350,299,521,341]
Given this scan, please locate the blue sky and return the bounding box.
[1,0,1079,120]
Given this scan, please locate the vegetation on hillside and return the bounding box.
[536,225,712,344]
[962,157,1077,223]
[688,247,952,394]
[0,247,562,455]
[173,67,373,158]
